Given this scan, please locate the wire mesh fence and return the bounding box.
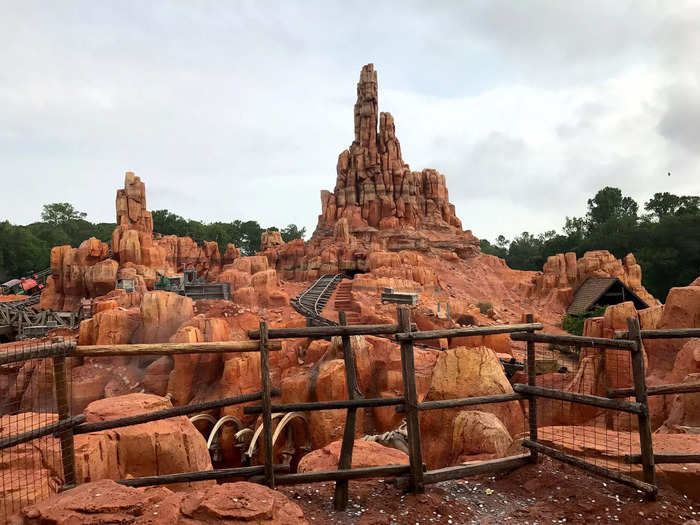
[522,339,636,479]
[0,338,73,522]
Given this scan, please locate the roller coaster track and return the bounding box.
[290,274,345,327]
[0,298,79,340]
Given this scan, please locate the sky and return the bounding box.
[1,1,699,242]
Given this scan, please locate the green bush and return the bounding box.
[561,305,607,335]
[476,301,493,315]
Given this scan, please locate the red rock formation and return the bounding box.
[262,64,480,280]
[534,250,657,312]
[15,479,308,524]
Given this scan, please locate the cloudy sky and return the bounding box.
[1,1,699,242]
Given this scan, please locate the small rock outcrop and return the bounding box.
[297,439,408,473]
[15,479,308,524]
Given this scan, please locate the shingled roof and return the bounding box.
[567,277,648,315]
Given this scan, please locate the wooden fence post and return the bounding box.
[334,311,363,510]
[627,316,656,495]
[259,321,275,488]
[398,306,424,493]
[526,313,538,463]
[53,355,77,488]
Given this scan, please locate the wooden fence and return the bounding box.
[6,307,691,514]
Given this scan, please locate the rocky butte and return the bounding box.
[1,63,699,519]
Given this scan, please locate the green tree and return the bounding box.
[586,187,638,230]
[280,224,307,242]
[40,203,87,225]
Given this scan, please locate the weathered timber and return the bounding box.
[0,414,86,450]
[625,453,700,464]
[53,355,77,487]
[399,305,425,493]
[116,465,289,487]
[423,454,530,484]
[0,341,73,366]
[526,313,538,464]
[334,311,362,511]
[510,331,637,350]
[72,340,280,356]
[522,440,657,495]
[272,465,411,485]
[395,393,526,413]
[396,323,542,341]
[248,323,414,340]
[513,384,645,414]
[628,316,656,491]
[73,390,278,434]
[614,328,700,340]
[608,382,700,398]
[244,396,405,414]
[259,321,275,488]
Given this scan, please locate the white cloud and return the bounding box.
[0,1,698,243]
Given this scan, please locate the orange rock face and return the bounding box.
[646,282,700,372]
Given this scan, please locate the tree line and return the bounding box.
[0,203,306,282]
[480,187,700,301]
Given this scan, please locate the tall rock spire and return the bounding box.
[316,63,472,246]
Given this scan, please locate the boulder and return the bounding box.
[451,410,513,462]
[74,394,212,490]
[297,439,408,473]
[140,291,194,343]
[419,346,523,468]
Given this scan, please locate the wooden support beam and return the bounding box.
[398,305,425,494]
[0,341,73,366]
[73,390,278,434]
[272,464,411,485]
[116,464,289,487]
[259,321,275,489]
[614,328,700,340]
[628,317,656,492]
[395,323,542,342]
[395,393,526,413]
[608,382,700,398]
[0,414,86,450]
[423,454,530,484]
[334,311,362,511]
[522,440,657,496]
[513,384,645,414]
[248,323,413,340]
[625,453,700,464]
[510,331,637,351]
[244,397,405,414]
[53,355,77,488]
[72,340,280,356]
[526,313,538,464]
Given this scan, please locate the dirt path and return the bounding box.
[278,458,697,524]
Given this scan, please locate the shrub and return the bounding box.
[476,301,493,315]
[561,305,607,335]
